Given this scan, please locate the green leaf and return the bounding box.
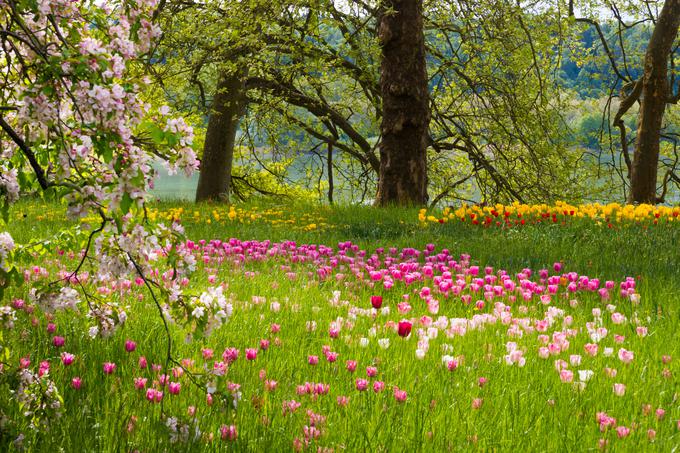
[100,145,113,164]
[141,121,166,145]
[120,192,134,215]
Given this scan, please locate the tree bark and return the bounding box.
[195,71,247,202]
[375,0,430,206]
[628,0,680,204]
[327,142,334,204]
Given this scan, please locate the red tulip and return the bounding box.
[371,295,383,309]
[397,320,412,337]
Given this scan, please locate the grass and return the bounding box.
[1,197,679,451]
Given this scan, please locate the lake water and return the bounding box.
[151,163,199,200]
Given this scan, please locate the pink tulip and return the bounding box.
[220,425,238,441]
[597,412,616,431]
[584,343,598,356]
[52,336,65,347]
[246,348,257,360]
[618,348,634,364]
[38,361,49,377]
[124,339,136,352]
[134,377,148,390]
[615,426,630,438]
[393,387,407,402]
[282,400,301,416]
[61,352,75,366]
[356,379,368,391]
[222,347,239,363]
[611,312,625,324]
[559,370,574,383]
[103,362,116,374]
[613,383,626,396]
[146,388,163,403]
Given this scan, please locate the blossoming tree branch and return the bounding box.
[0,1,241,347]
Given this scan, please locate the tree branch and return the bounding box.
[0,115,50,190]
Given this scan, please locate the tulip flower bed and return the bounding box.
[1,202,679,451]
[419,202,680,228]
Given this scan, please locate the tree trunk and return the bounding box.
[628,0,680,204]
[375,0,430,206]
[195,71,247,202]
[327,142,334,204]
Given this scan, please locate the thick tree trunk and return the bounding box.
[195,71,247,202]
[375,0,430,206]
[628,0,680,204]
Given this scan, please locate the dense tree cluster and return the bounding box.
[3,1,680,211]
[140,0,679,206]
